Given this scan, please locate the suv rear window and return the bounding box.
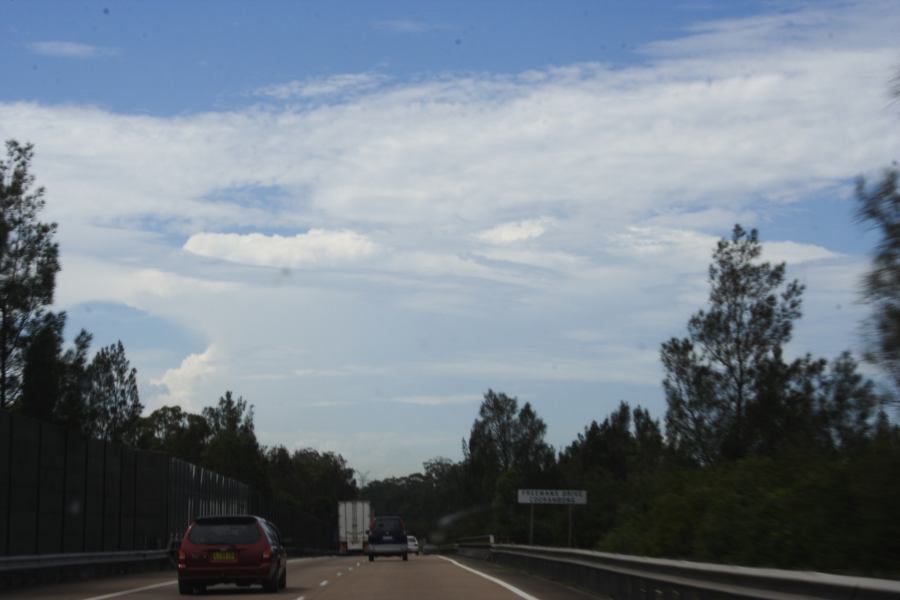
[374,517,403,531]
[189,518,261,545]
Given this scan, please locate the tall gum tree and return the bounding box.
[0,140,60,408]
[661,225,803,464]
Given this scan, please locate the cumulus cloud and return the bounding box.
[183,230,377,267]
[26,41,116,59]
[149,346,219,411]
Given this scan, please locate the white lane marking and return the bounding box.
[320,579,329,587]
[295,597,305,600]
[288,556,327,563]
[439,556,542,600]
[349,566,354,571]
[337,571,343,576]
[80,580,177,600]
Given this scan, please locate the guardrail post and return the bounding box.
[529,504,534,545]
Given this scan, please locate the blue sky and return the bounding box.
[1,0,899,478]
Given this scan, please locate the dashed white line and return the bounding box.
[295,596,306,600]
[439,556,543,600]
[80,580,177,600]
[320,579,329,587]
[337,571,343,576]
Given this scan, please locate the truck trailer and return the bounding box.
[338,500,371,554]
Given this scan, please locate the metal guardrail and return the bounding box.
[0,549,170,573]
[454,540,900,600]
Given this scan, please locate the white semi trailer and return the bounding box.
[338,500,371,554]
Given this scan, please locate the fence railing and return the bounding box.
[454,539,900,600]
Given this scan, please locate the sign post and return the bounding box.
[517,489,587,547]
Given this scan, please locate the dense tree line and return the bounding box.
[364,222,899,576]
[136,392,359,522]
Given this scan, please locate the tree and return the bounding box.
[0,140,60,408]
[268,446,357,520]
[54,329,93,433]
[464,390,554,484]
[461,389,555,539]
[19,311,65,420]
[202,391,269,492]
[856,168,900,392]
[203,390,255,437]
[661,225,804,464]
[87,340,143,443]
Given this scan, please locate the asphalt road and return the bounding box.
[9,554,605,600]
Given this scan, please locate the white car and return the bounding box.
[407,535,420,555]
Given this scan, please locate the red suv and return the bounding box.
[177,515,287,595]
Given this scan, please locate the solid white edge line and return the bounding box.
[80,580,177,600]
[439,556,543,600]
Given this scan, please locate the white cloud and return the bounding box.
[149,346,219,412]
[183,230,377,267]
[765,241,840,265]
[477,218,550,244]
[26,41,116,59]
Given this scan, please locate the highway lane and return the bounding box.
[8,554,604,600]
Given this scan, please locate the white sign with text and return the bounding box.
[517,489,587,505]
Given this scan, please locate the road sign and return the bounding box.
[517,489,587,505]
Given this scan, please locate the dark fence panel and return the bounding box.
[1,408,335,558]
[37,423,65,554]
[134,450,168,550]
[83,438,105,552]
[62,433,86,553]
[8,414,39,555]
[103,443,121,551]
[0,410,9,556]
[120,447,135,551]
